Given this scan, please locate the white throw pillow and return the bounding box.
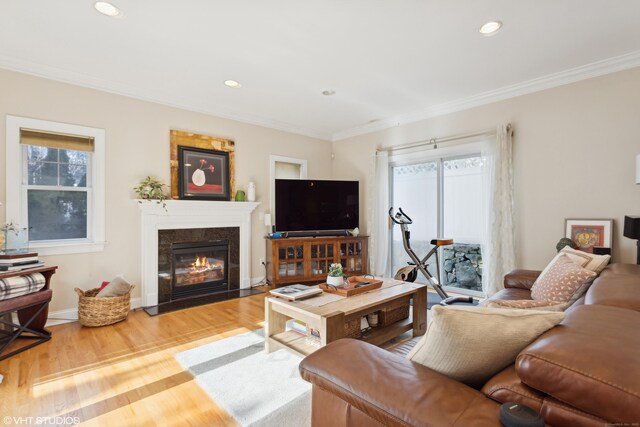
[559,246,610,273]
[406,305,564,388]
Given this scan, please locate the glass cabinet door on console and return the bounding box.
[340,240,364,274]
[277,243,304,281]
[310,241,334,280]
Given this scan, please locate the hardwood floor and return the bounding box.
[0,293,268,427]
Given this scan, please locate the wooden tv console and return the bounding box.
[266,235,368,288]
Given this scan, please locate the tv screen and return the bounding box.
[275,179,359,232]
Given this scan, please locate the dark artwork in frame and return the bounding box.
[178,146,230,201]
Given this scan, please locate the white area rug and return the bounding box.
[176,330,311,427]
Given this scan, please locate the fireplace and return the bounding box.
[171,240,229,300]
[138,200,259,308]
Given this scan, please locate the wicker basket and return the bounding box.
[344,317,362,339]
[378,298,410,327]
[75,286,134,327]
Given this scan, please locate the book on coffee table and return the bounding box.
[269,284,322,301]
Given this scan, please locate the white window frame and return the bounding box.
[6,115,106,255]
[389,142,486,297]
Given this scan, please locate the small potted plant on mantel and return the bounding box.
[134,176,168,210]
[327,263,345,287]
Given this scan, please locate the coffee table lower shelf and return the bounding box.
[268,314,414,358]
[265,281,427,357]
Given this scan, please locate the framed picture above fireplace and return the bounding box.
[178,146,231,200]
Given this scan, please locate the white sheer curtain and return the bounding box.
[481,124,516,296]
[371,151,390,276]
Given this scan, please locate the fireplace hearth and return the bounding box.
[171,240,229,300]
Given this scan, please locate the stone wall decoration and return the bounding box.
[442,244,483,292]
[170,130,235,200]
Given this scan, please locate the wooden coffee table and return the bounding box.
[265,279,427,357]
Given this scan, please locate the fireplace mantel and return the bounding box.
[137,200,259,307]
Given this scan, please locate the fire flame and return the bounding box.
[190,256,221,273]
[193,256,209,268]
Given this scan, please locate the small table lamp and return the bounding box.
[623,215,640,264]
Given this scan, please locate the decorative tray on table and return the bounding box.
[319,276,383,297]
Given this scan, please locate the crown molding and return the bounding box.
[0,55,333,141]
[2,50,639,144]
[332,50,640,141]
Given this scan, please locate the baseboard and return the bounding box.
[250,276,267,287]
[46,297,143,326]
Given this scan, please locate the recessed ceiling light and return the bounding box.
[479,21,502,36]
[94,2,123,18]
[322,90,336,96]
[224,80,241,88]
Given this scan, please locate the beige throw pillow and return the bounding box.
[96,276,132,298]
[530,254,596,304]
[407,306,563,388]
[485,299,567,312]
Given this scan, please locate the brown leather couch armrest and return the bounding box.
[503,269,541,289]
[299,339,501,427]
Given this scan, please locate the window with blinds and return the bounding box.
[20,129,95,242]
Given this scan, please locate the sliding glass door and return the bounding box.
[390,153,485,296]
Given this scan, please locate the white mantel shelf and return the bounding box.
[137,199,259,307]
[136,199,260,215]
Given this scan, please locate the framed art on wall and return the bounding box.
[564,219,613,253]
[169,129,235,200]
[178,146,230,200]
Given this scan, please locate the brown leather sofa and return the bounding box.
[299,263,640,426]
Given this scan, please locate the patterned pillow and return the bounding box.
[530,254,597,304]
[536,247,610,286]
[485,299,567,312]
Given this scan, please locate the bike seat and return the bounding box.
[430,238,454,247]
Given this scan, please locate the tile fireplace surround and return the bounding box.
[137,200,259,307]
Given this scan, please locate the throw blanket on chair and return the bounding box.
[0,273,46,301]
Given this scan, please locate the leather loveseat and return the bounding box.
[299,263,640,426]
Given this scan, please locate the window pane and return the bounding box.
[60,164,87,187]
[442,156,484,292]
[60,149,87,165]
[27,190,87,241]
[27,162,58,185]
[391,162,438,281]
[27,145,50,162]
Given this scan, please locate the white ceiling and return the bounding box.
[1,1,640,141]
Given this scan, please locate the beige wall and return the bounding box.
[332,67,640,271]
[0,68,333,314]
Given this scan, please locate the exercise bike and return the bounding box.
[389,207,474,306]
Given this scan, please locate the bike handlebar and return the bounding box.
[389,207,413,225]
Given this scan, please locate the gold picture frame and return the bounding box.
[170,130,235,200]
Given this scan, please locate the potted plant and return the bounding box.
[327,263,345,286]
[134,176,168,210]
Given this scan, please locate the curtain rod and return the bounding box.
[376,124,511,153]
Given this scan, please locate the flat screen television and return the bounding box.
[275,179,359,233]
